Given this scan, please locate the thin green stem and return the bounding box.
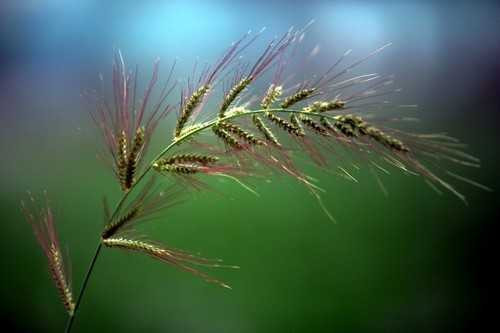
[64,243,102,333]
[64,107,333,332]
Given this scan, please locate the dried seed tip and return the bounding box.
[304,99,345,113]
[160,154,219,166]
[300,116,330,136]
[218,121,264,145]
[117,130,129,191]
[124,127,145,190]
[212,125,244,149]
[219,77,253,118]
[252,115,281,146]
[49,245,75,316]
[266,112,304,137]
[290,114,305,136]
[102,237,232,288]
[281,88,316,109]
[102,205,142,239]
[175,84,211,137]
[261,84,283,109]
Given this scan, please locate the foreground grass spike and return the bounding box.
[124,127,145,190]
[290,114,305,136]
[89,52,175,191]
[117,130,128,191]
[102,206,142,239]
[102,237,234,288]
[252,115,281,146]
[21,193,75,316]
[300,116,330,136]
[320,117,337,133]
[219,77,253,118]
[261,84,283,109]
[47,28,487,333]
[176,84,211,137]
[304,100,346,113]
[334,114,410,152]
[267,112,303,137]
[154,163,201,174]
[218,121,264,145]
[160,154,219,166]
[212,125,244,149]
[281,88,316,109]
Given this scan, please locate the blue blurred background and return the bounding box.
[1,1,499,332]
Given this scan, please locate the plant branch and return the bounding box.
[64,107,332,332]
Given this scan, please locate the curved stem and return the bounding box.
[64,107,332,332]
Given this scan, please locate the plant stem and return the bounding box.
[64,243,102,333]
[64,108,331,332]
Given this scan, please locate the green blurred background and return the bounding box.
[1,1,499,332]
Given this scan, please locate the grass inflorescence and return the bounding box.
[21,23,491,333]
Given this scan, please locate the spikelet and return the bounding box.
[153,163,201,175]
[281,88,316,109]
[159,154,219,166]
[304,100,345,113]
[252,115,281,146]
[218,121,264,145]
[261,84,283,109]
[300,116,330,136]
[334,114,410,152]
[22,193,75,316]
[102,237,235,288]
[267,112,303,137]
[117,130,128,191]
[219,77,253,118]
[320,117,337,133]
[212,125,243,149]
[102,206,142,239]
[290,114,305,136]
[124,127,145,190]
[176,84,211,137]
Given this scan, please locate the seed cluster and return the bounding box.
[261,84,283,109]
[153,153,220,175]
[212,125,244,150]
[102,206,142,239]
[281,88,316,109]
[219,77,253,118]
[124,127,145,190]
[303,100,345,113]
[218,121,264,145]
[252,115,281,146]
[49,245,75,316]
[334,114,410,152]
[175,85,211,137]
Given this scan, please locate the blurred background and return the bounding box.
[1,0,499,332]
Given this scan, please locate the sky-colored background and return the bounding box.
[1,1,499,332]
